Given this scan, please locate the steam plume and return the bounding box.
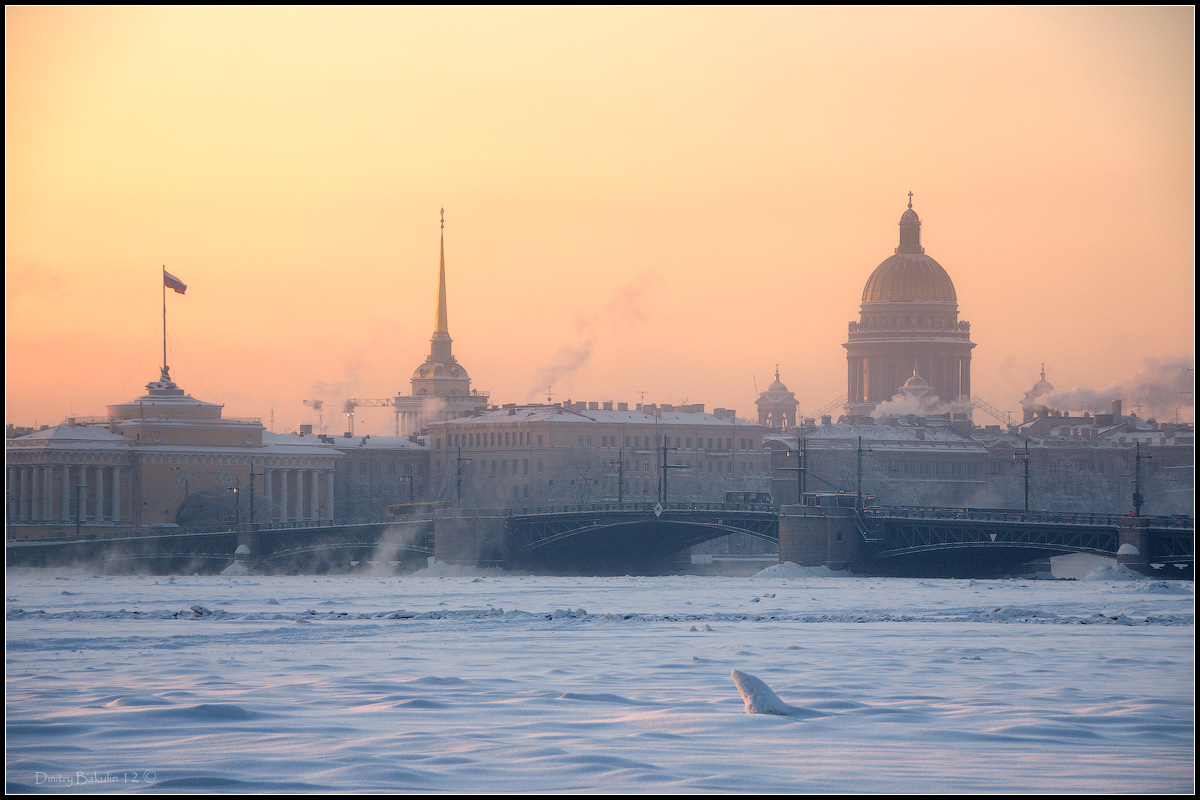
[527,273,659,400]
[1041,355,1194,419]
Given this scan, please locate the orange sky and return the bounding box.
[6,7,1195,434]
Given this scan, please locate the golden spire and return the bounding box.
[434,208,449,337]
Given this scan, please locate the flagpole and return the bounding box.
[162,266,167,373]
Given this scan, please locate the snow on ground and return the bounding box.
[5,569,1194,793]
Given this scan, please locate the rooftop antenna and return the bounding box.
[1179,367,1194,424]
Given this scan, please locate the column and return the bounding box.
[62,465,73,523]
[263,468,274,522]
[111,466,122,522]
[79,465,89,522]
[19,467,29,522]
[295,469,306,521]
[42,465,53,521]
[280,469,290,523]
[325,469,335,520]
[312,470,321,520]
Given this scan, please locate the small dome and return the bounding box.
[903,372,929,388]
[1031,365,1054,394]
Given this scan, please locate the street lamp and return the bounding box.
[659,440,685,505]
[1012,440,1031,513]
[609,448,625,508]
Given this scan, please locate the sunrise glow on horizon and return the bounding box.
[6,7,1194,434]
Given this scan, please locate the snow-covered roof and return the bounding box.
[799,421,987,454]
[6,423,132,450]
[328,434,429,452]
[260,431,343,456]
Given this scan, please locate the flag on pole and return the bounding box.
[163,269,187,294]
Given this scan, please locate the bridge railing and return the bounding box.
[861,506,1192,529]
[510,501,776,517]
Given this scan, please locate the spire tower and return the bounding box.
[394,208,488,435]
[434,208,449,339]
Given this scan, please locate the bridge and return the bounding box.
[4,518,433,574]
[505,502,777,573]
[782,504,1194,578]
[6,504,1193,578]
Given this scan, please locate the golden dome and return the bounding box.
[861,200,957,303]
[413,359,468,381]
[861,253,957,303]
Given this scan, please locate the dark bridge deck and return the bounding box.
[849,507,1193,577]
[507,502,778,572]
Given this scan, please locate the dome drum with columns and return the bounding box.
[844,196,974,415]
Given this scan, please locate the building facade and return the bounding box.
[427,402,769,509]
[844,196,975,415]
[6,368,339,539]
[765,409,1193,516]
[327,433,430,519]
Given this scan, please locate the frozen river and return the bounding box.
[5,564,1194,793]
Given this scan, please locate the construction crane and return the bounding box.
[302,399,324,433]
[343,398,401,436]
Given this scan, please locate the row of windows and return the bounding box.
[440,457,758,478]
[443,431,541,450]
[885,459,984,481]
[435,431,757,452]
[351,462,416,477]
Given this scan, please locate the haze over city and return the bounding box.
[6,7,1194,433]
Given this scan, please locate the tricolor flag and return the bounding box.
[163,269,187,295]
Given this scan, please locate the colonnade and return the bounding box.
[7,464,125,524]
[261,467,335,523]
[398,410,422,437]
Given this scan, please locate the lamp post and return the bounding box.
[456,447,472,507]
[1013,440,1031,513]
[659,440,685,506]
[609,448,625,508]
[856,436,873,508]
[248,462,263,525]
[1132,441,1152,517]
[776,433,806,505]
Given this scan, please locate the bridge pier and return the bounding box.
[227,523,261,573]
[434,509,509,567]
[778,505,858,570]
[1117,516,1152,575]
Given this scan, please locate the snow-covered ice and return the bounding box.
[5,567,1194,793]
